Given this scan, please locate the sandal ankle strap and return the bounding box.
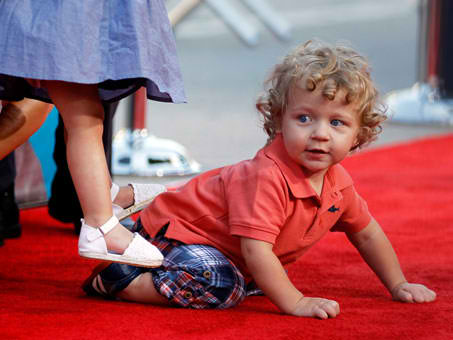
[82,215,119,242]
[110,183,120,201]
[99,215,119,235]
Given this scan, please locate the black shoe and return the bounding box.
[48,207,82,235]
[47,194,83,235]
[0,225,4,247]
[0,183,21,239]
[73,219,81,235]
[48,201,82,235]
[0,209,4,246]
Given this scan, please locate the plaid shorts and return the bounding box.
[100,219,246,309]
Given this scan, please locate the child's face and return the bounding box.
[279,84,360,179]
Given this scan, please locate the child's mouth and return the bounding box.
[307,149,327,154]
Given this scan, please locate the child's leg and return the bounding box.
[44,81,133,253]
[117,272,170,305]
[84,243,247,309]
[83,262,169,305]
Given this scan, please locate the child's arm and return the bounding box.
[346,218,436,303]
[241,237,340,319]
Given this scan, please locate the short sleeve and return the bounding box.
[332,185,371,233]
[222,161,288,244]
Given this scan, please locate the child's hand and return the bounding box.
[391,282,436,303]
[290,297,340,319]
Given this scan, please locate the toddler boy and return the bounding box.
[83,40,436,318]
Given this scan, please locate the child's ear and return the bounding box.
[276,114,284,132]
[350,143,359,152]
[350,132,361,151]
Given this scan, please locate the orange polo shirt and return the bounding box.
[140,134,371,279]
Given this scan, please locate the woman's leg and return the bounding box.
[44,80,133,253]
[0,99,53,160]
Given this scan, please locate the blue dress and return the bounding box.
[0,0,185,104]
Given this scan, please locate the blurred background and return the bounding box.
[112,0,452,186]
[14,0,453,205]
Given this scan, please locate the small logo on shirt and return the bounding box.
[328,205,340,213]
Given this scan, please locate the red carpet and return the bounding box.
[1,135,452,340]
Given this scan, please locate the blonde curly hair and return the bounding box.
[256,39,387,149]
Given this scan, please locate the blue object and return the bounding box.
[0,0,185,104]
[28,107,58,198]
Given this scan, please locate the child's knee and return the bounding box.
[150,244,247,309]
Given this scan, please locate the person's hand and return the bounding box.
[391,282,436,303]
[290,297,340,319]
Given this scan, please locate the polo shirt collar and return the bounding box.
[262,134,353,200]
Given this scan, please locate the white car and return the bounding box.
[112,129,201,177]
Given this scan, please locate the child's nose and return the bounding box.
[311,122,330,140]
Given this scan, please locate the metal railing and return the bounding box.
[168,0,291,46]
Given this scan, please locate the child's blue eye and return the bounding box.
[298,115,310,123]
[331,119,344,127]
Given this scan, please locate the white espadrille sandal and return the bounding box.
[78,215,163,268]
[110,182,166,221]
